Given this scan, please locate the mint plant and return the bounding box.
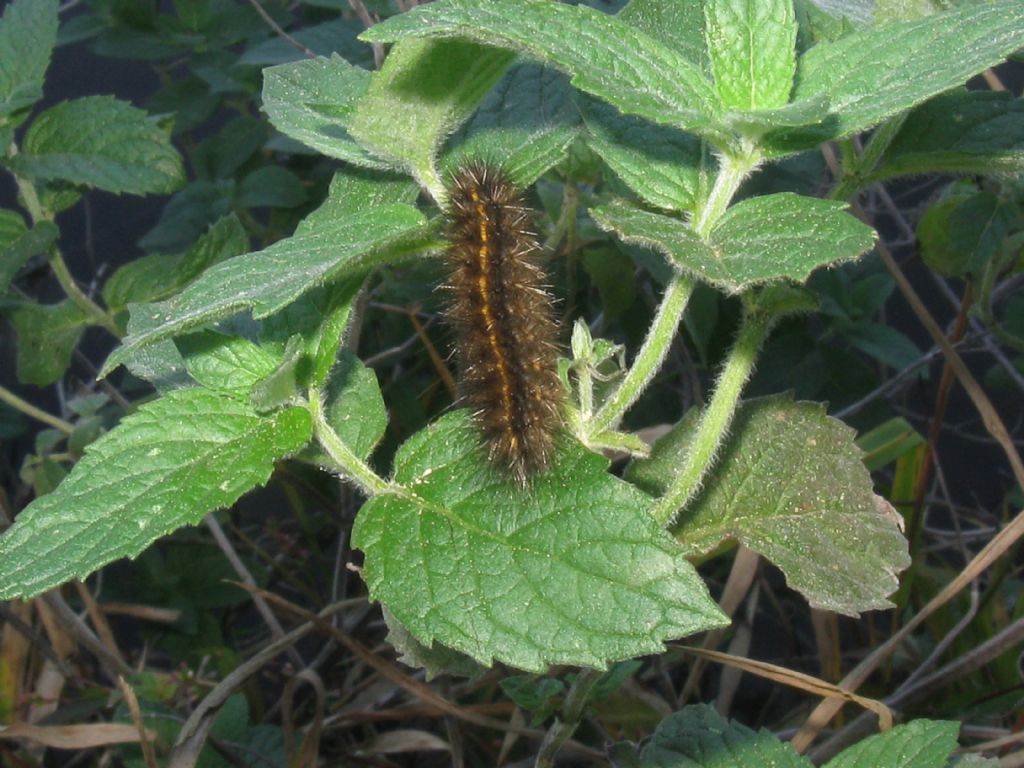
[1,0,1022,765]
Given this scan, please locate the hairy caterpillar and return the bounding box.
[443,163,564,486]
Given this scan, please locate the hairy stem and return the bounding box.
[310,390,391,497]
[588,273,695,435]
[652,311,773,526]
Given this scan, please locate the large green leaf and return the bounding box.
[0,389,312,600]
[360,0,727,143]
[617,0,709,73]
[101,170,431,377]
[874,90,1024,179]
[349,39,515,191]
[10,96,185,195]
[628,396,910,615]
[592,193,875,292]
[767,1,1024,151]
[260,54,390,169]
[822,720,960,768]
[353,411,727,672]
[0,0,58,117]
[706,0,797,112]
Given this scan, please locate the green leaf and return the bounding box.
[236,166,307,210]
[353,410,727,672]
[579,94,705,212]
[138,180,234,254]
[442,63,580,189]
[177,331,279,397]
[767,2,1024,151]
[261,54,389,169]
[10,96,185,195]
[0,388,312,600]
[260,276,365,389]
[0,214,57,292]
[103,215,250,311]
[628,396,910,615]
[823,720,959,768]
[618,0,709,73]
[591,193,876,293]
[918,190,1019,278]
[101,170,431,377]
[7,300,91,386]
[349,39,515,190]
[360,0,727,143]
[0,0,58,117]
[633,704,811,767]
[877,90,1024,179]
[706,0,797,111]
[250,335,305,413]
[856,417,925,473]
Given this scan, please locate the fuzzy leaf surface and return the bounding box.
[706,0,797,112]
[632,704,811,767]
[360,0,726,142]
[353,411,727,672]
[767,2,1024,151]
[11,96,185,195]
[592,194,875,292]
[0,214,57,292]
[0,389,311,599]
[261,55,390,169]
[101,171,429,376]
[0,0,58,116]
[628,396,910,614]
[823,720,959,768]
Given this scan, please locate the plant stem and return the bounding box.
[309,389,391,497]
[7,143,121,337]
[0,385,75,434]
[693,143,760,238]
[534,668,602,768]
[652,311,773,526]
[588,273,695,435]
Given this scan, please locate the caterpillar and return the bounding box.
[443,163,564,486]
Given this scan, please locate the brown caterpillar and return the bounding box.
[443,163,564,486]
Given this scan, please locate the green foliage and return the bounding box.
[0,0,1020,762]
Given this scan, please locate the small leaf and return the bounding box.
[349,38,515,189]
[382,607,484,681]
[260,54,389,169]
[361,0,727,143]
[579,93,705,212]
[631,704,812,767]
[0,389,312,600]
[918,189,1019,278]
[705,0,797,112]
[7,300,90,386]
[353,410,727,672]
[592,194,875,292]
[249,335,305,413]
[236,166,307,210]
[443,62,580,188]
[319,351,386,461]
[0,214,58,292]
[176,332,279,397]
[101,170,431,377]
[628,395,910,615]
[767,2,1024,151]
[823,720,959,768]
[0,0,58,117]
[876,90,1024,179]
[11,96,185,195]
